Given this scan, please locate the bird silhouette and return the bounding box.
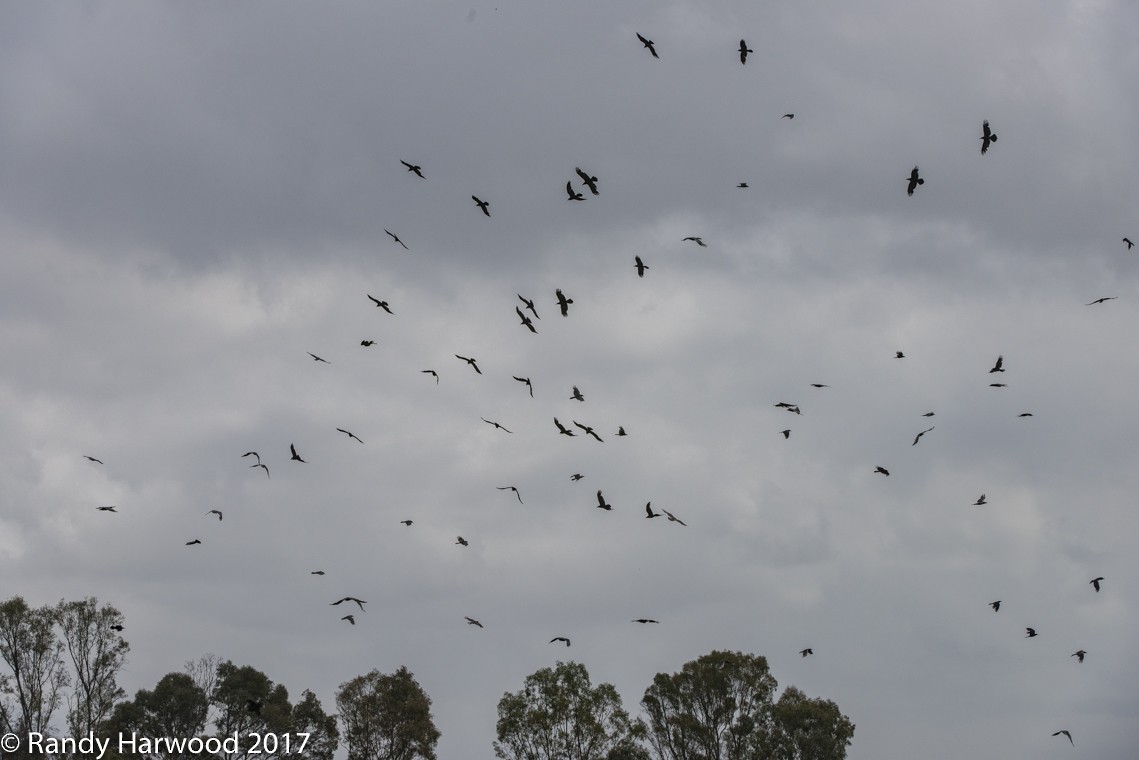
[906,166,924,196]
[989,600,1001,612]
[554,418,576,437]
[83,455,104,464]
[1025,627,1038,638]
[875,466,890,476]
[738,39,753,64]
[472,196,491,217]
[1017,412,1033,417]
[516,306,538,333]
[400,520,413,526]
[455,355,482,374]
[1124,238,1134,249]
[206,509,223,521]
[311,570,325,575]
[1086,297,1117,305]
[456,536,468,546]
[989,355,1004,373]
[497,486,523,503]
[571,473,584,481]
[573,421,603,442]
[1090,576,1104,592]
[912,426,934,445]
[186,539,201,546]
[980,120,998,154]
[385,229,409,250]
[634,256,649,277]
[550,637,571,647]
[799,648,813,657]
[895,351,905,358]
[331,597,366,611]
[517,294,541,319]
[565,181,585,202]
[989,383,1007,388]
[616,426,627,436]
[341,615,355,625]
[513,376,534,397]
[367,295,393,313]
[480,418,512,433]
[632,618,659,624]
[1072,650,1086,663]
[782,113,795,119]
[96,506,117,512]
[596,490,613,511]
[974,494,987,506]
[400,160,424,178]
[781,429,791,439]
[361,340,375,347]
[645,502,660,519]
[683,236,707,247]
[575,167,599,195]
[636,33,658,58]
[1052,730,1073,746]
[290,444,306,463]
[109,624,124,631]
[555,289,574,316]
[922,412,934,417]
[307,352,330,364]
[465,616,484,628]
[422,369,439,384]
[336,428,364,443]
[810,383,829,388]
[570,386,585,402]
[662,509,687,526]
[252,463,270,479]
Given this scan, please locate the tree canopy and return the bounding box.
[336,666,440,760]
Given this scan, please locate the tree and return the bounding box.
[0,596,69,740]
[638,651,853,760]
[336,666,440,760]
[290,689,340,760]
[210,660,293,759]
[56,597,129,738]
[494,661,648,760]
[102,672,209,760]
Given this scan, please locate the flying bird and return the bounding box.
[1124,238,1134,249]
[874,466,890,476]
[206,509,223,521]
[290,444,306,463]
[513,376,534,396]
[980,120,998,154]
[341,615,355,625]
[616,426,627,436]
[575,167,599,195]
[1072,650,1086,663]
[645,502,660,519]
[517,294,540,319]
[400,160,424,178]
[336,428,364,444]
[1052,730,1073,746]
[1090,576,1104,592]
[422,369,439,384]
[989,383,1007,388]
[922,412,934,417]
[497,486,523,503]
[634,256,649,277]
[109,624,124,631]
[455,355,482,374]
[367,295,393,313]
[989,601,1001,612]
[1017,412,1034,417]
[516,306,538,333]
[974,494,987,506]
[1025,627,1038,638]
[781,429,791,439]
[96,506,117,513]
[331,597,366,611]
[465,616,484,628]
[636,32,658,58]
[472,196,491,217]
[632,619,659,624]
[565,181,585,201]
[573,421,603,442]
[683,236,707,247]
[361,340,375,347]
[810,383,829,388]
[799,648,813,657]
[385,229,409,250]
[307,352,330,364]
[456,536,468,546]
[311,570,325,575]
[252,463,270,478]
[1086,296,1117,305]
[906,166,924,196]
[782,113,795,119]
[571,473,584,481]
[481,418,513,433]
[400,520,413,526]
[83,455,104,464]
[596,490,613,511]
[895,351,905,358]
[989,355,1004,373]
[662,509,687,526]
[555,289,574,316]
[550,637,571,647]
[570,386,585,402]
[912,426,934,445]
[738,39,753,64]
[186,539,201,546]
[554,418,576,437]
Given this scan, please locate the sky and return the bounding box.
[2,0,1138,757]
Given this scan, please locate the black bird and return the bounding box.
[596,490,613,511]
[922,412,935,417]
[456,536,469,546]
[573,421,603,441]
[290,444,306,463]
[550,637,571,647]
[96,506,117,512]
[912,426,934,446]
[465,616,483,628]
[737,182,749,188]
[906,166,924,196]
[895,351,905,358]
[311,570,325,575]
[1090,576,1104,592]
[252,463,270,479]
[555,289,573,316]
[575,167,599,195]
[482,418,513,433]
[513,376,534,397]
[1086,296,1117,305]
[400,160,424,178]
[782,113,795,119]
[83,455,104,464]
[683,236,707,247]
[980,120,998,154]
[632,618,659,624]
[497,486,523,503]
[799,648,813,657]
[990,383,1007,388]
[331,597,366,611]
[517,294,540,319]
[110,624,124,631]
[385,230,409,250]
[662,509,687,526]
[1025,627,1038,638]
[634,256,649,277]
[738,39,753,64]
[186,539,201,546]
[989,355,1004,373]
[566,181,585,201]
[616,426,627,436]
[422,369,439,384]
[636,32,659,58]
[472,196,491,217]
[361,340,375,347]
[516,306,538,333]
[455,355,482,374]
[367,295,393,313]
[1124,238,1134,249]
[645,502,660,518]
[246,699,262,715]
[810,383,829,388]
[781,430,791,439]
[1072,649,1087,663]
[307,352,330,364]
[570,386,585,402]
[341,615,355,625]
[337,428,364,444]
[1017,412,1034,417]
[400,520,413,526]
[1052,730,1073,746]
[974,494,987,506]
[874,466,890,476]
[571,473,584,481]
[554,418,576,437]
[206,509,223,521]
[989,600,1001,612]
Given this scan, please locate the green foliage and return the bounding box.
[0,596,69,737]
[763,686,854,760]
[102,672,209,759]
[494,661,647,760]
[336,666,440,760]
[56,597,130,738]
[211,659,293,757]
[290,689,340,760]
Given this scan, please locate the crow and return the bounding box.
[1025,627,1038,638]
[781,429,791,439]
[570,386,585,402]
[645,502,660,519]
[989,355,1004,373]
[799,648,813,657]
[875,466,890,476]
[1090,576,1104,592]
[456,536,469,546]
[1072,650,1086,663]
[596,490,613,511]
[989,600,1001,612]
[550,637,571,647]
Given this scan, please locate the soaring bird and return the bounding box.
[1086,297,1117,305]
[311,570,325,575]
[497,486,523,503]
[634,256,649,277]
[683,236,707,247]
[307,352,330,364]
[83,455,104,464]
[331,597,366,611]
[989,383,1007,388]
[989,355,1004,373]
[810,383,829,388]
[400,520,413,526]
[472,196,491,217]
[1090,576,1104,592]
[290,444,306,463]
[1125,238,1134,249]
[186,539,201,546]
[422,369,439,384]
[554,418,576,437]
[874,466,890,476]
[1017,412,1034,417]
[571,473,584,481]
[980,120,998,154]
[636,33,659,58]
[895,351,905,358]
[781,429,791,439]
[922,412,934,417]
[1025,627,1038,638]
[616,426,627,436]
[738,182,749,188]
[912,426,934,446]
[566,181,585,201]
[96,506,117,512]
[570,386,585,402]
[367,295,393,313]
[974,494,987,506]
[516,306,538,333]
[662,509,687,526]
[385,229,409,250]
[645,502,660,519]
[799,648,813,657]
[906,166,924,196]
[456,536,469,546]
[341,615,355,625]
[1052,730,1073,746]
[575,167,599,195]
[782,113,795,119]
[738,39,753,64]
[550,637,571,647]
[455,355,482,374]
[400,160,424,178]
[989,600,1001,612]
[632,618,659,624]
[465,616,484,628]
[252,463,270,479]
[361,340,375,347]
[336,428,364,444]
[1072,650,1087,663]
[555,289,574,316]
[206,510,223,521]
[517,294,540,319]
[596,490,613,511]
[513,376,534,397]
[573,421,603,442]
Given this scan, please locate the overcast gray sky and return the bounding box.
[2,1,1138,757]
